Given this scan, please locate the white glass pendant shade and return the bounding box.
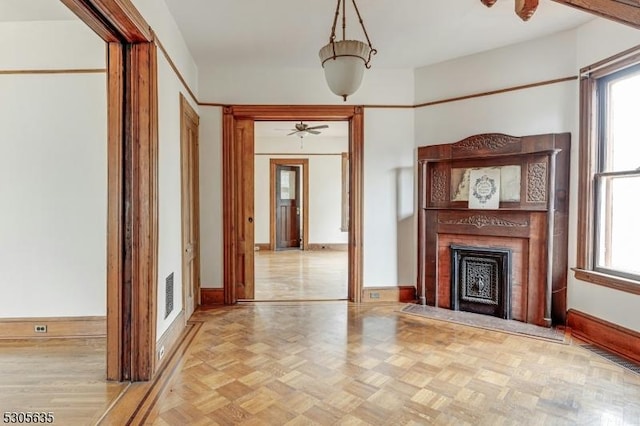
[319,40,371,101]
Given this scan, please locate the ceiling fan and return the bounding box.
[287,122,329,137]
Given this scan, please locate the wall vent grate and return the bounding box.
[165,273,174,319]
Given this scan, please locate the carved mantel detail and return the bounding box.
[452,133,521,151]
[431,169,447,203]
[439,215,529,229]
[527,162,547,203]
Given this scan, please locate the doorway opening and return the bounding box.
[272,160,307,251]
[222,105,364,304]
[252,122,349,301]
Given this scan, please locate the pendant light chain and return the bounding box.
[350,0,377,68]
[326,0,376,67]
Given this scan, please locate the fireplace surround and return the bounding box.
[417,133,570,326]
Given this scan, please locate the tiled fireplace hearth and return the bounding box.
[417,133,571,327]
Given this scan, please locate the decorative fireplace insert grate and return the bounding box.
[450,245,512,319]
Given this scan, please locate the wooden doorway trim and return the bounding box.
[62,0,158,381]
[223,105,364,303]
[269,159,309,251]
[180,94,201,319]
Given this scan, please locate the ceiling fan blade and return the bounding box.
[287,131,300,136]
[306,130,321,135]
[305,125,329,130]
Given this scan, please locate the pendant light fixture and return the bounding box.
[319,0,377,101]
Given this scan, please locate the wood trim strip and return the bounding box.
[576,77,595,269]
[414,76,578,108]
[552,0,640,30]
[90,0,152,42]
[154,35,199,106]
[224,105,358,119]
[573,268,640,295]
[200,288,224,306]
[567,309,640,364]
[0,69,106,75]
[0,316,106,339]
[361,286,416,303]
[154,310,186,373]
[349,108,364,303]
[106,42,125,381]
[255,153,344,156]
[399,286,417,303]
[127,42,159,381]
[580,44,640,75]
[222,109,236,305]
[307,243,348,251]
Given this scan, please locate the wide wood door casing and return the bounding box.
[181,95,200,319]
[234,119,255,299]
[63,0,159,381]
[276,165,301,249]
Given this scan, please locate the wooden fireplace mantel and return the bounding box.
[416,133,570,326]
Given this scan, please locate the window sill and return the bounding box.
[572,268,640,296]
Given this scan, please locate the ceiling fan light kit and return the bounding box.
[480,0,539,21]
[319,0,377,101]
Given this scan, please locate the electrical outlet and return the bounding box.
[369,292,380,299]
[34,325,47,333]
[158,345,165,360]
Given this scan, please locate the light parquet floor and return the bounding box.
[144,302,640,425]
[0,337,127,425]
[254,250,348,300]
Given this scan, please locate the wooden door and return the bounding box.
[275,165,301,250]
[180,95,200,319]
[235,119,255,299]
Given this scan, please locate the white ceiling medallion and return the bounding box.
[319,0,377,101]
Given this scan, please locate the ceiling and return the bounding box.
[1,0,594,69]
[255,121,349,139]
[163,0,594,69]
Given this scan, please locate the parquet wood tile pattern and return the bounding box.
[254,250,348,301]
[144,303,640,425]
[0,337,127,425]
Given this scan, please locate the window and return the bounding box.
[577,53,640,291]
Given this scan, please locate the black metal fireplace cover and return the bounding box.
[450,245,512,320]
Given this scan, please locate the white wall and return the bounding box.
[254,136,348,245]
[0,21,105,70]
[199,67,414,106]
[130,0,202,338]
[0,21,107,318]
[364,108,416,286]
[414,19,640,332]
[199,108,223,288]
[198,68,415,289]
